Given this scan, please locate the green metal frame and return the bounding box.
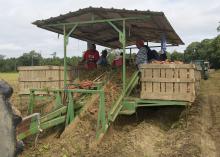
[60,16,152,133]
[108,70,189,120]
[120,98,188,115]
[17,113,41,140]
[108,71,139,122]
[23,87,108,139]
[61,15,150,91]
[20,14,188,141]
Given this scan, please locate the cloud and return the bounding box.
[0,0,219,58]
[0,43,23,51]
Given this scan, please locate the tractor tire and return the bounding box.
[0,94,16,157]
[204,70,209,80]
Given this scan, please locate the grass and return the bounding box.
[0,72,19,108]
[0,72,18,82]
[200,69,220,94]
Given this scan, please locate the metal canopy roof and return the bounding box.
[33,7,184,48]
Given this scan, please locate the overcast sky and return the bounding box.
[0,0,219,58]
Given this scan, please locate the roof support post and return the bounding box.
[161,34,167,54]
[63,25,68,87]
[63,24,78,87]
[107,20,126,92]
[122,20,126,92]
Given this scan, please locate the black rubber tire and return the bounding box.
[0,95,16,157]
[204,71,209,80]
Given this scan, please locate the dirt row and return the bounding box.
[17,70,220,157]
[88,71,220,157]
[19,70,124,157]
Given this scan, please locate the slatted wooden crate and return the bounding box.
[18,66,76,94]
[140,64,201,102]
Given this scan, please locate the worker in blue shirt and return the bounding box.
[97,50,109,66]
[135,39,148,69]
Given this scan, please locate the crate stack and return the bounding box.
[140,64,201,102]
[18,66,76,95]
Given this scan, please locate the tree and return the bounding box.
[0,50,82,72]
[0,58,17,72]
[209,35,220,68]
[184,35,220,68]
[184,42,200,62]
[0,54,5,60]
[199,39,213,60]
[17,50,42,66]
[217,22,220,32]
[170,50,184,61]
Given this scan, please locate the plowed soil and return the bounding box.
[2,70,220,157]
[88,70,220,157]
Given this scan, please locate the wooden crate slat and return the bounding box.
[153,69,160,92]
[140,64,195,69]
[145,82,152,93]
[140,92,194,102]
[161,69,166,78]
[179,83,187,93]
[143,69,152,78]
[18,66,75,95]
[141,78,195,83]
[160,82,165,93]
[140,64,200,102]
[173,82,178,93]
[180,69,187,79]
[160,69,166,93]
[17,66,72,71]
[189,69,195,79]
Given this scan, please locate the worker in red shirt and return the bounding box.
[81,43,100,70]
[112,52,123,68]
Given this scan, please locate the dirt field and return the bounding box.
[88,70,220,157]
[1,70,220,157]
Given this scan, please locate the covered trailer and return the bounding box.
[17,7,199,141]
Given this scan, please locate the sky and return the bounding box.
[0,0,219,58]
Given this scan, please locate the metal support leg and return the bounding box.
[54,91,62,110]
[65,91,74,126]
[28,91,35,114]
[96,90,107,138]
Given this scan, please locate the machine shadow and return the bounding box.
[113,106,186,131]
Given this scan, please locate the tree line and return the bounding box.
[167,34,220,69]
[184,34,220,68]
[0,50,81,72]
[0,34,219,72]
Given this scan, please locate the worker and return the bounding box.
[135,39,148,69]
[160,52,167,61]
[111,52,123,68]
[97,49,109,66]
[81,43,100,70]
[143,44,160,62]
[146,49,159,62]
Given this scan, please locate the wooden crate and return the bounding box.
[140,64,200,102]
[18,66,76,94]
